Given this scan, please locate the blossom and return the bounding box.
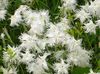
[75,9,90,23]
[88,69,100,74]
[10,5,50,35]
[25,10,49,35]
[1,67,17,74]
[54,50,65,60]
[88,0,100,17]
[10,8,23,26]
[84,20,97,34]
[0,0,8,20]
[20,50,35,64]
[1,33,5,39]
[26,53,50,74]
[2,45,21,66]
[65,37,83,52]
[10,5,29,26]
[3,45,16,62]
[96,20,100,28]
[67,49,91,67]
[0,0,8,9]
[56,17,70,31]
[10,14,22,26]
[36,53,50,69]
[65,35,91,67]
[19,33,37,49]
[54,59,69,74]
[39,10,49,24]
[19,33,47,52]
[61,0,77,10]
[81,3,90,12]
[0,10,7,20]
[46,24,67,45]
[27,62,47,74]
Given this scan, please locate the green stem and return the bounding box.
[84,33,92,49]
[3,27,14,45]
[19,64,24,74]
[2,38,6,48]
[22,24,28,32]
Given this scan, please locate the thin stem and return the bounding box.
[84,33,92,49]
[2,38,6,48]
[22,24,28,32]
[3,27,14,45]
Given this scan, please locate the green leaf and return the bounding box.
[71,67,90,74]
[0,67,3,74]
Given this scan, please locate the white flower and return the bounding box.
[1,67,8,74]
[62,0,77,10]
[3,52,11,63]
[10,5,29,26]
[10,5,26,26]
[36,53,50,69]
[0,0,8,20]
[10,15,22,26]
[19,33,37,49]
[88,69,100,74]
[67,49,91,67]
[17,5,30,13]
[96,20,100,28]
[10,5,50,35]
[46,23,67,46]
[28,23,45,35]
[84,20,97,34]
[37,39,48,50]
[1,33,5,39]
[65,36,82,52]
[88,0,100,17]
[10,10,22,26]
[39,10,49,24]
[54,59,69,74]
[54,50,65,60]
[0,10,7,20]
[27,62,48,74]
[75,9,90,23]
[20,50,35,64]
[26,53,50,74]
[81,3,90,12]
[3,45,18,64]
[56,17,70,31]
[1,67,17,74]
[19,33,35,43]
[65,35,91,67]
[26,10,49,35]
[19,33,47,52]
[0,0,8,9]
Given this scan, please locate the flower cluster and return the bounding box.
[0,0,8,20]
[0,0,100,74]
